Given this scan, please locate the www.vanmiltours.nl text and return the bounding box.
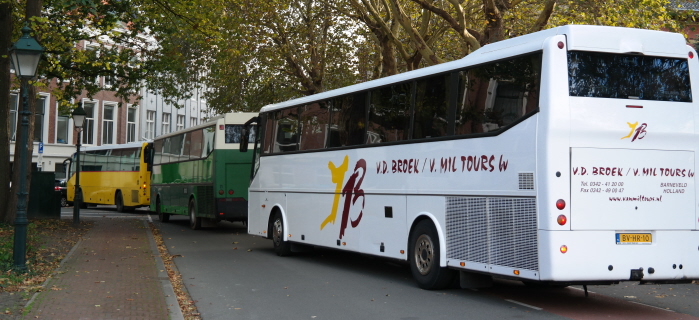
[608,195,662,202]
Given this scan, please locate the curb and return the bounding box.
[144,215,185,320]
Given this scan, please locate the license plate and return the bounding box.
[616,233,652,245]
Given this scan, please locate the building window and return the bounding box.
[127,106,136,142]
[85,44,101,85]
[9,93,17,141]
[190,117,197,127]
[82,102,95,145]
[56,107,69,144]
[103,66,116,88]
[176,115,184,131]
[102,104,115,144]
[162,112,170,135]
[146,110,155,139]
[34,96,46,142]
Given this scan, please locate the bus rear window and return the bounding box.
[568,51,691,102]
[225,124,256,143]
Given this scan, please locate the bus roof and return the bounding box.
[80,141,147,153]
[153,112,258,141]
[259,25,689,113]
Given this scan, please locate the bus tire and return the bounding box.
[157,198,169,222]
[409,219,455,290]
[115,191,125,213]
[189,199,201,230]
[270,211,291,256]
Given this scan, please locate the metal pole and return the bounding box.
[73,129,81,226]
[13,80,30,272]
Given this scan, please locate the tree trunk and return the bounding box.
[0,1,12,223]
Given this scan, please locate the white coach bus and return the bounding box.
[241,25,699,289]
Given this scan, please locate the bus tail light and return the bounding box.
[218,190,224,195]
[557,214,567,226]
[560,245,568,254]
[142,184,147,189]
[556,199,566,210]
[690,51,694,59]
[228,190,234,195]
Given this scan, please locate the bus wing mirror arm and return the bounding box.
[240,116,259,153]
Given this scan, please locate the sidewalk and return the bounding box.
[24,217,183,320]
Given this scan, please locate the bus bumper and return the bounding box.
[538,230,699,282]
[215,198,248,222]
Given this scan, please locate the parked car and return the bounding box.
[54,179,68,207]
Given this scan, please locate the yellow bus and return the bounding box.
[66,141,153,212]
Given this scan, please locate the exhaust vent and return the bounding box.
[518,172,534,190]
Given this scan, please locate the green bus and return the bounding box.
[150,112,257,229]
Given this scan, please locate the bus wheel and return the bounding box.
[189,199,201,230]
[409,220,455,290]
[157,198,169,222]
[115,191,125,213]
[270,212,291,256]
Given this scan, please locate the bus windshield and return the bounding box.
[568,51,692,102]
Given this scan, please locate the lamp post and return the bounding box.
[71,104,86,226]
[9,24,44,272]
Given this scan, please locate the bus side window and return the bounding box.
[181,133,191,162]
[299,102,328,151]
[161,137,172,164]
[455,53,541,135]
[328,92,366,147]
[262,113,276,154]
[414,75,449,139]
[169,134,184,162]
[368,82,411,144]
[153,139,163,165]
[189,129,203,160]
[274,107,300,153]
[202,126,215,158]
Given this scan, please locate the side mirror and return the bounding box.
[240,116,259,153]
[240,128,249,152]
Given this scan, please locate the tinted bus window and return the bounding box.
[456,53,541,134]
[568,51,691,102]
[368,83,411,143]
[328,92,366,148]
[189,129,203,159]
[299,102,329,151]
[414,75,449,139]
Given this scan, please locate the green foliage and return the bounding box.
[6,0,694,115]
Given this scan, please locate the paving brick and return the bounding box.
[25,218,170,320]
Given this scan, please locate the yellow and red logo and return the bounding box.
[621,122,647,142]
[320,155,366,239]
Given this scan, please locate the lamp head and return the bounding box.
[72,103,87,128]
[9,24,44,79]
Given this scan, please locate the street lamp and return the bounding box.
[71,104,86,226]
[9,24,44,272]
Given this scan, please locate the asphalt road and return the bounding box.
[60,207,699,320]
[149,213,699,320]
